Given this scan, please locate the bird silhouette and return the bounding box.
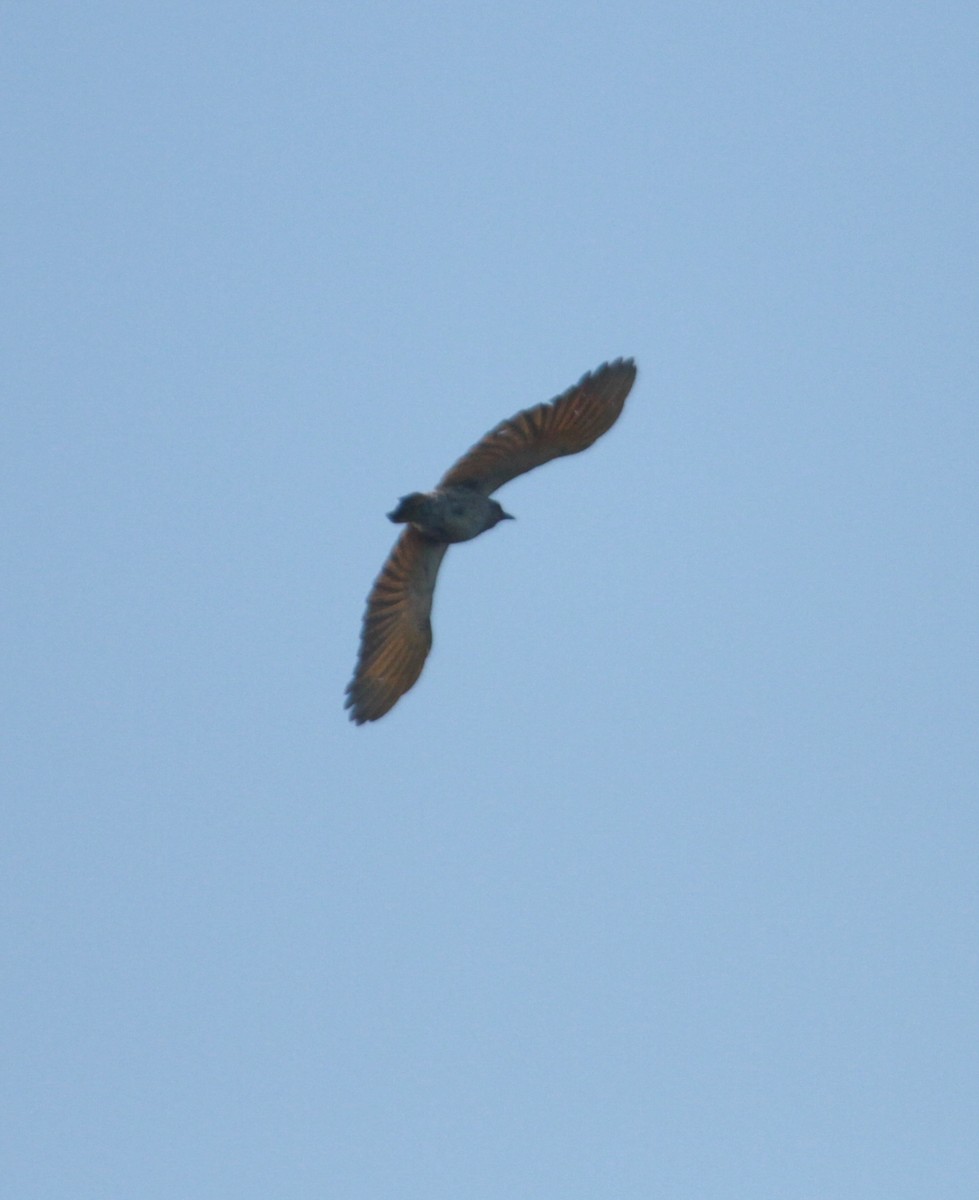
[345,358,637,723]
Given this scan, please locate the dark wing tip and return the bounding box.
[580,356,637,391]
[344,680,388,724]
[343,679,368,723]
[593,356,636,374]
[344,653,419,724]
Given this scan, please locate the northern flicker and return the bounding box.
[345,358,637,723]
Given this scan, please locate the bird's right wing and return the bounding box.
[438,358,636,496]
[345,528,449,723]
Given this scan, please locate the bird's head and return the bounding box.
[490,500,515,526]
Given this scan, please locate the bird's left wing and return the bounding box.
[438,358,636,497]
[345,528,449,723]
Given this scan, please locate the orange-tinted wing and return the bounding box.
[345,528,449,723]
[438,359,636,497]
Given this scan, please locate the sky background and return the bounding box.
[3,3,978,1197]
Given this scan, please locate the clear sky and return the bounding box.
[4,4,978,1197]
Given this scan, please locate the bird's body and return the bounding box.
[387,487,513,543]
[345,358,637,723]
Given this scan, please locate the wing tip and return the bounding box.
[582,356,637,387]
[344,682,390,724]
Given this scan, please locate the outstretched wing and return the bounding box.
[438,358,636,497]
[345,529,449,724]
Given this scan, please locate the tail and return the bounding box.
[387,493,427,524]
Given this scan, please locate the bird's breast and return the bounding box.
[409,489,498,543]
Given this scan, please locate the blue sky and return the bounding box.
[3,3,978,1196]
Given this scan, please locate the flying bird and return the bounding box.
[345,358,637,723]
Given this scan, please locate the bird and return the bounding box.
[345,358,637,723]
